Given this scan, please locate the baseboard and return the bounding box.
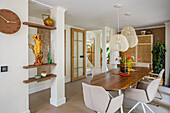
[65,77,71,83]
[29,84,51,94]
[23,110,30,113]
[50,97,66,107]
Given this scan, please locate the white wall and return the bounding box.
[0,0,29,113]
[65,25,71,83]
[165,22,170,87]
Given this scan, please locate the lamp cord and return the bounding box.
[118,7,119,34]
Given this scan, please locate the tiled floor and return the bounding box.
[30,76,170,113]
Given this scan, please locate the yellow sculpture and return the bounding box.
[29,34,43,65]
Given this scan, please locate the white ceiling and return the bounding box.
[29,1,50,18]
[30,0,170,30]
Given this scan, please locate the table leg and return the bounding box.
[118,90,124,113]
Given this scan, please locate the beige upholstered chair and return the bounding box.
[92,67,102,77]
[139,69,165,106]
[145,69,164,80]
[82,83,124,113]
[125,77,161,113]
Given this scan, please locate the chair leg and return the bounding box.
[144,103,154,113]
[157,89,163,100]
[128,102,140,113]
[141,103,146,113]
[107,91,113,98]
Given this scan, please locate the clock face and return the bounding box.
[0,9,21,34]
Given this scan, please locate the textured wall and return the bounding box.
[136,27,166,84]
[37,28,51,75]
[136,27,165,46]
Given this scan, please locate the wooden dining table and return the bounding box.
[90,67,151,113]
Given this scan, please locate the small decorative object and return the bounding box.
[42,14,54,27]
[152,42,166,73]
[47,45,51,64]
[41,71,47,77]
[29,34,43,65]
[120,73,131,77]
[146,30,152,34]
[47,45,53,64]
[115,52,134,75]
[34,75,41,79]
[0,9,21,34]
[141,31,146,35]
[50,59,53,64]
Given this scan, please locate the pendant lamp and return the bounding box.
[109,4,129,52]
[109,34,129,52]
[121,13,138,48]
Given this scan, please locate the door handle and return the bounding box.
[80,55,84,58]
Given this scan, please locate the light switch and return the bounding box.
[1,66,8,72]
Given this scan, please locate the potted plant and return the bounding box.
[152,42,166,74]
[107,47,110,64]
[115,52,134,73]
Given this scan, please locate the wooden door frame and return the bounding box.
[71,28,86,81]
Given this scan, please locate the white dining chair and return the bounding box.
[125,77,161,113]
[82,83,124,113]
[138,69,165,106]
[131,62,150,68]
[91,67,102,77]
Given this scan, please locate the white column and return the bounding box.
[165,22,170,86]
[95,32,101,68]
[50,7,66,107]
[102,27,107,72]
[110,29,120,68]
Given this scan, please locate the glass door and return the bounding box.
[71,28,86,81]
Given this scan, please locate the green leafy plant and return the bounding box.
[152,42,166,74]
[107,47,110,59]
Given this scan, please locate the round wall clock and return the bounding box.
[0,9,21,34]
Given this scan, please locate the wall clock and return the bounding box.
[0,9,21,34]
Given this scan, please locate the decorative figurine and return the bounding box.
[29,34,43,65]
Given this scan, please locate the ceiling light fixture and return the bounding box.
[109,4,129,52]
[121,13,138,48]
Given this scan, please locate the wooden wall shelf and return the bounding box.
[23,74,57,84]
[23,22,56,30]
[23,63,57,69]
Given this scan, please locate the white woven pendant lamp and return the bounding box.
[109,4,129,52]
[109,34,129,52]
[121,13,138,48]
